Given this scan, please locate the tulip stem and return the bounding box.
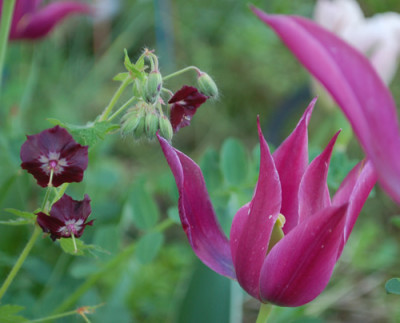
[163,66,201,81]
[0,224,41,301]
[99,75,132,121]
[256,303,273,323]
[0,0,16,92]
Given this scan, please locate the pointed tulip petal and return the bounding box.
[333,160,377,257]
[252,7,400,204]
[230,118,281,299]
[298,131,340,222]
[15,2,92,39]
[273,99,315,233]
[157,134,235,279]
[260,204,348,306]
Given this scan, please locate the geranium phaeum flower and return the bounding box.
[37,194,93,240]
[157,100,376,306]
[168,85,208,132]
[252,7,400,205]
[0,0,91,40]
[20,126,88,187]
[314,0,400,84]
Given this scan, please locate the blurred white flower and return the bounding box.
[93,0,121,22]
[314,0,400,84]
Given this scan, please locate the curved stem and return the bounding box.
[99,75,132,121]
[0,0,16,92]
[108,96,136,121]
[0,224,41,300]
[256,303,273,323]
[163,66,201,81]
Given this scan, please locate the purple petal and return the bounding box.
[259,204,348,307]
[230,118,281,299]
[157,133,235,279]
[252,7,400,204]
[12,2,92,40]
[333,160,377,257]
[298,131,340,222]
[273,98,315,234]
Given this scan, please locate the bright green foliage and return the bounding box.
[0,305,27,323]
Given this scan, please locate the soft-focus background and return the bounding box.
[1,0,400,322]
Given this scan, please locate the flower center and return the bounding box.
[267,213,286,255]
[57,219,84,237]
[39,152,68,175]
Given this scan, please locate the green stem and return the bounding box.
[99,76,131,121]
[0,225,41,300]
[163,66,200,81]
[30,308,78,322]
[108,96,136,121]
[53,218,175,313]
[256,303,273,323]
[0,0,16,92]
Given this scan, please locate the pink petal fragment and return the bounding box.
[157,134,235,279]
[252,7,400,204]
[298,131,340,223]
[14,2,92,39]
[273,98,315,233]
[333,160,377,257]
[260,204,348,307]
[230,118,281,299]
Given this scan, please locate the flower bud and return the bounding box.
[197,72,218,99]
[159,116,173,142]
[133,116,146,139]
[144,71,163,104]
[145,111,159,139]
[121,107,142,135]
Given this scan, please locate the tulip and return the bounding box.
[157,100,376,306]
[314,0,400,85]
[0,0,91,40]
[252,6,400,205]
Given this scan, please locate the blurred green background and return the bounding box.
[1,0,400,322]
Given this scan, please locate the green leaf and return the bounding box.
[47,119,120,146]
[220,138,248,186]
[0,305,28,323]
[130,177,160,230]
[113,72,130,82]
[200,148,222,192]
[386,278,400,295]
[390,215,400,228]
[0,219,33,226]
[124,49,146,79]
[59,238,107,257]
[136,232,164,264]
[4,208,36,220]
[167,206,180,224]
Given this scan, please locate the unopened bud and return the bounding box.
[121,107,142,135]
[145,111,159,139]
[197,72,218,99]
[144,71,163,104]
[133,116,146,139]
[159,116,173,141]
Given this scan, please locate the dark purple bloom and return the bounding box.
[20,126,88,187]
[168,85,208,132]
[37,194,93,241]
[0,0,92,40]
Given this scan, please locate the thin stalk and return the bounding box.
[30,308,80,322]
[0,225,41,300]
[163,66,200,81]
[99,75,131,121]
[0,0,16,91]
[41,186,53,213]
[256,303,273,323]
[108,96,136,121]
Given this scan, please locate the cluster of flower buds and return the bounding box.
[20,126,93,246]
[120,49,219,142]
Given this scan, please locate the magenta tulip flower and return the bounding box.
[252,6,400,205]
[0,0,91,40]
[157,100,376,306]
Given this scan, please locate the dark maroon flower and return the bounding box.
[20,126,88,187]
[37,194,93,241]
[168,85,208,132]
